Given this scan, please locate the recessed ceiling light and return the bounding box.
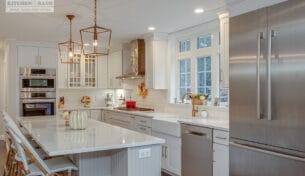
[84,43,89,46]
[194,8,204,14]
[148,26,156,31]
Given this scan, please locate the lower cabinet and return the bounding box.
[213,130,229,176]
[213,143,229,176]
[89,110,102,121]
[152,131,181,176]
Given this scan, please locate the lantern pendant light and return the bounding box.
[80,0,112,56]
[58,15,82,64]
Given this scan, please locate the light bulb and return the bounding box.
[68,51,73,58]
[93,39,98,47]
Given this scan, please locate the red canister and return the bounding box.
[126,101,136,108]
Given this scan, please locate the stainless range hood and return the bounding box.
[116,39,145,80]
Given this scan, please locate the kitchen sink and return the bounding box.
[152,116,182,137]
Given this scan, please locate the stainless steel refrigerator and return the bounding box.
[229,0,305,175]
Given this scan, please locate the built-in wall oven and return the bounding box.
[20,68,56,117]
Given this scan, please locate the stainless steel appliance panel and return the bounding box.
[229,8,268,144]
[20,78,56,92]
[20,99,55,117]
[262,0,305,153]
[230,142,305,176]
[181,124,213,176]
[20,68,56,77]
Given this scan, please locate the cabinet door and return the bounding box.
[90,110,102,121]
[57,59,68,88]
[152,131,181,176]
[107,50,122,89]
[166,134,181,176]
[213,143,229,176]
[145,39,168,89]
[39,47,58,68]
[98,56,108,88]
[18,46,39,67]
[219,13,230,88]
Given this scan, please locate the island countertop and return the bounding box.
[20,116,165,156]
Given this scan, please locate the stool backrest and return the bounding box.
[4,112,51,175]
[7,127,30,172]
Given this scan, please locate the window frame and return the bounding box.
[175,30,219,103]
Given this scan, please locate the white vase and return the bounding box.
[69,110,88,130]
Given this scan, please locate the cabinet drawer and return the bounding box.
[213,130,229,145]
[134,124,152,135]
[135,116,152,127]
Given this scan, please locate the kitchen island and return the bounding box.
[20,116,165,176]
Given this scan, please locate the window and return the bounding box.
[176,30,219,103]
[179,40,191,52]
[179,59,191,100]
[197,56,212,100]
[197,35,212,49]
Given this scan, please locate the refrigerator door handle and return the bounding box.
[230,142,305,162]
[267,30,275,121]
[257,32,264,119]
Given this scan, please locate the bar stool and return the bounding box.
[7,125,78,176]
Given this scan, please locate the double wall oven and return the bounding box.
[20,68,56,117]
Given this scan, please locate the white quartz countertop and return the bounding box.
[178,118,229,131]
[58,106,229,131]
[58,106,105,111]
[19,116,165,156]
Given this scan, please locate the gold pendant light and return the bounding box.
[80,0,112,57]
[58,15,82,64]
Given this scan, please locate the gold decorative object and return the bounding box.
[58,96,65,109]
[58,15,82,64]
[80,0,112,56]
[81,96,91,107]
[190,94,208,117]
[138,81,148,98]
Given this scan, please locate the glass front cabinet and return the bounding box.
[67,54,97,88]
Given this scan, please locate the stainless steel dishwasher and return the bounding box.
[181,124,213,176]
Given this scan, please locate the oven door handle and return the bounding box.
[21,99,56,103]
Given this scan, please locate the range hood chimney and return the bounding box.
[116,39,145,80]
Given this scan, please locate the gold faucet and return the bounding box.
[181,92,199,117]
[181,92,192,104]
[192,104,198,117]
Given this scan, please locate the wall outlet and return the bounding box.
[138,148,151,159]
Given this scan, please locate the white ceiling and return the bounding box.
[0,0,285,50]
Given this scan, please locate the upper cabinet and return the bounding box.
[219,12,230,88]
[107,50,122,89]
[58,54,98,89]
[97,56,108,89]
[145,33,168,89]
[17,44,58,68]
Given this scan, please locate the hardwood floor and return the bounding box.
[0,141,6,175]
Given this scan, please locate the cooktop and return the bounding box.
[114,107,155,112]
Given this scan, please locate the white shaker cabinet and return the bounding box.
[97,56,108,88]
[152,131,181,176]
[39,47,58,68]
[145,33,168,89]
[17,46,39,67]
[213,130,229,176]
[17,45,58,68]
[218,12,230,87]
[89,110,102,121]
[107,50,122,89]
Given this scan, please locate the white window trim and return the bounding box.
[168,20,220,104]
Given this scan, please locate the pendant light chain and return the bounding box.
[94,0,97,26]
